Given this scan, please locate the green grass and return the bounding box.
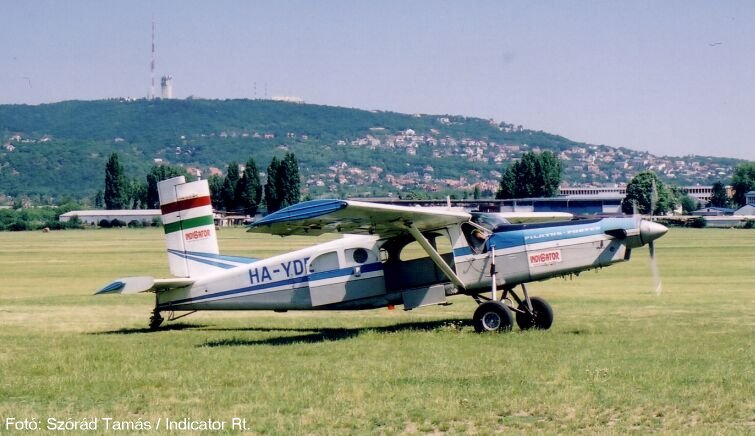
[0,228,753,434]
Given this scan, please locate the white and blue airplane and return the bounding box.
[97,176,668,332]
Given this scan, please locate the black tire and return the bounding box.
[149,311,164,331]
[515,296,554,330]
[473,301,514,333]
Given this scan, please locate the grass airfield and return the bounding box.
[0,227,752,434]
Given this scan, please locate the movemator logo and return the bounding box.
[528,249,562,267]
[185,229,211,241]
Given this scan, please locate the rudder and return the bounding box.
[158,176,220,277]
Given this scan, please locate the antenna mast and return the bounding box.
[150,19,155,100]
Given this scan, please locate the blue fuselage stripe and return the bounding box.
[159,262,384,308]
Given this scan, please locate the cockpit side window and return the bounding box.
[462,223,489,254]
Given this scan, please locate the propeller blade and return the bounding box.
[650,180,658,221]
[648,241,662,296]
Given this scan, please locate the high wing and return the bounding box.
[496,211,574,224]
[248,199,471,238]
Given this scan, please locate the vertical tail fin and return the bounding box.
[158,176,220,278]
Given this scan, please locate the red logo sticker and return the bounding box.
[185,229,211,241]
[528,249,562,267]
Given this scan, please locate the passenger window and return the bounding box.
[345,247,371,264]
[309,251,340,273]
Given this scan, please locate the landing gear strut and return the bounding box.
[471,284,554,333]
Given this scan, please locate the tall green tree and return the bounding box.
[496,151,562,199]
[709,181,729,208]
[680,195,700,215]
[146,165,191,209]
[496,166,517,199]
[264,157,282,213]
[621,171,675,215]
[104,153,128,209]
[264,153,301,213]
[236,157,263,215]
[128,179,148,209]
[731,162,755,206]
[93,190,104,209]
[207,174,224,210]
[221,162,240,212]
[280,152,301,209]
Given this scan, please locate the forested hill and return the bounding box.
[0,99,741,202]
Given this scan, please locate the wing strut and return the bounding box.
[407,224,466,290]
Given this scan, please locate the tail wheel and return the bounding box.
[473,301,514,333]
[149,311,164,331]
[515,296,553,330]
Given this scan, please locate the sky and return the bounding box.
[2,1,754,160]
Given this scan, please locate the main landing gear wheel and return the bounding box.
[515,296,554,330]
[473,301,514,333]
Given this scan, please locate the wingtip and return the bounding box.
[95,280,125,295]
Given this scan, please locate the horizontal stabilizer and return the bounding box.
[96,276,194,295]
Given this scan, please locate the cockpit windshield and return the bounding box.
[470,212,510,231]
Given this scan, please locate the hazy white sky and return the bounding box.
[2,1,754,160]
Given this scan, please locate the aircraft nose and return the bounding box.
[640,220,668,245]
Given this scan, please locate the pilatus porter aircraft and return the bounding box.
[97,176,668,332]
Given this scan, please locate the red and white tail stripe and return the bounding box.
[158,176,220,278]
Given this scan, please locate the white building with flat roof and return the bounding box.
[59,210,161,225]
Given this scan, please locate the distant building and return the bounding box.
[746,191,755,205]
[160,75,173,99]
[271,96,305,104]
[733,191,755,217]
[691,207,735,217]
[734,204,755,216]
[559,186,626,196]
[682,185,733,204]
[497,195,624,215]
[59,210,161,225]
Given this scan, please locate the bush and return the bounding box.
[110,219,126,228]
[127,220,144,228]
[45,221,65,230]
[64,215,84,229]
[744,220,755,229]
[689,216,707,228]
[98,219,112,228]
[8,220,28,231]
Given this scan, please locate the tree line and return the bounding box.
[493,152,755,215]
[103,152,301,214]
[3,150,751,232]
[618,162,755,216]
